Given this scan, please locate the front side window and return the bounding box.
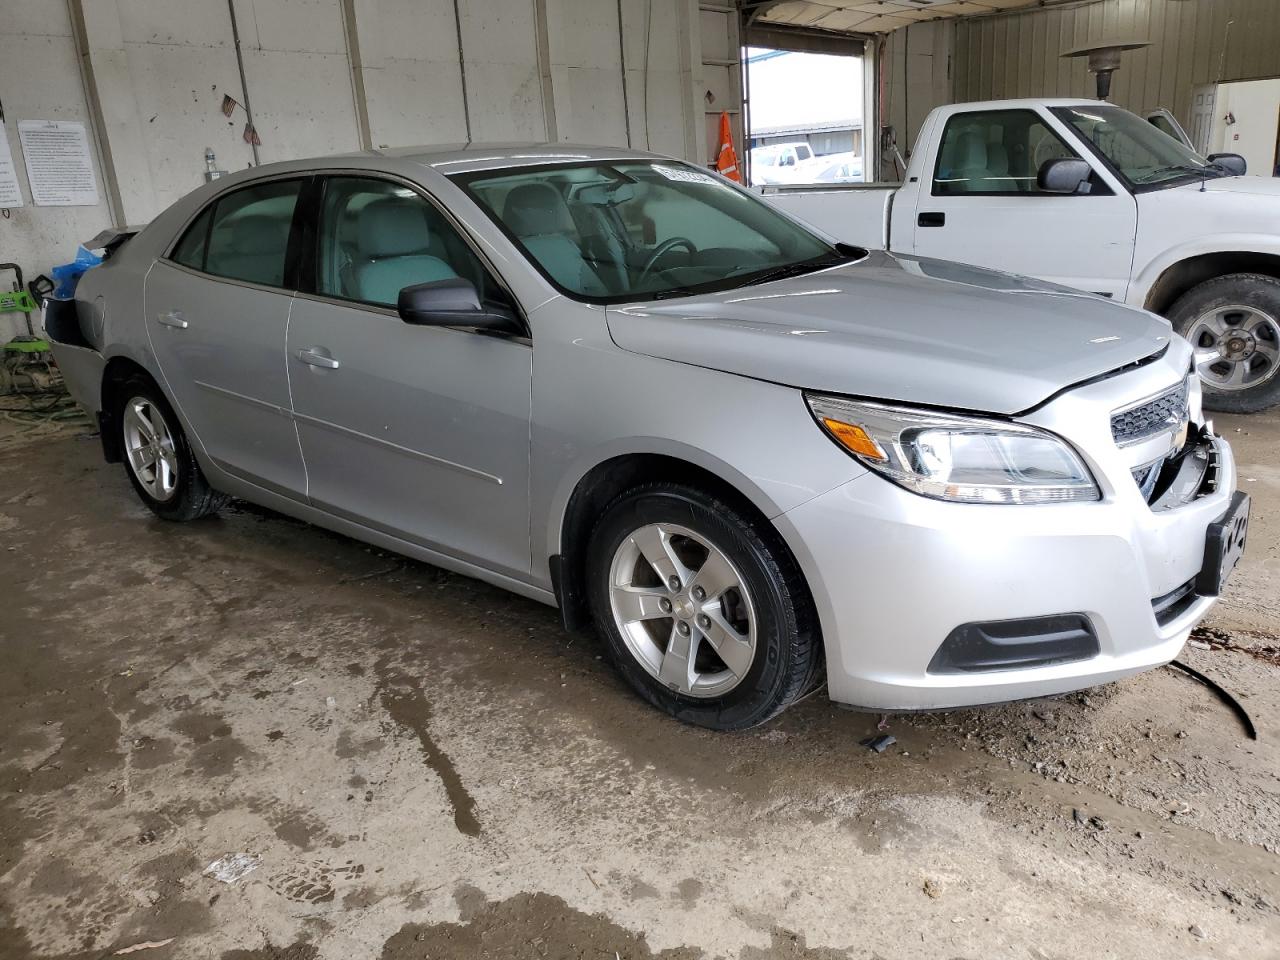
[1053,104,1211,189]
[171,179,302,287]
[455,160,845,303]
[314,176,499,309]
[933,110,1079,195]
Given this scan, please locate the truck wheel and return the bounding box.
[119,376,228,521]
[1169,274,1280,414]
[586,482,822,731]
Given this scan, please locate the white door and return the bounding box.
[1191,84,1218,156]
[907,107,1138,300]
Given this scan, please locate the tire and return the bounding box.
[117,376,228,521]
[585,482,821,730]
[1168,273,1280,414]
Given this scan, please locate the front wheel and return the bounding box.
[1169,273,1280,414]
[586,482,821,730]
[119,377,227,521]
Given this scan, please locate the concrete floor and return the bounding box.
[1,406,1278,960]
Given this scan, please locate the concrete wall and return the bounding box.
[0,0,705,313]
[0,1,113,340]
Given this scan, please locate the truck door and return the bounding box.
[907,108,1137,300]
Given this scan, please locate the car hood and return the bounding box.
[1201,175,1280,198]
[606,252,1173,415]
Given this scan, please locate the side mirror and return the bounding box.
[1207,152,1247,176]
[1037,157,1093,194]
[397,278,520,333]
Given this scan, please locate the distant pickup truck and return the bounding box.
[749,141,814,185]
[763,99,1280,413]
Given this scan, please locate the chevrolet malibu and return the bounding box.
[47,145,1249,730]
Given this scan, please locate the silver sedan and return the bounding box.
[48,144,1247,729]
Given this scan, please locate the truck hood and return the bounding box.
[1201,175,1280,198]
[606,252,1173,415]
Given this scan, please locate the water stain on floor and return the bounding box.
[373,670,481,838]
[380,890,702,959]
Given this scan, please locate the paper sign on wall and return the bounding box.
[0,130,22,208]
[17,120,99,207]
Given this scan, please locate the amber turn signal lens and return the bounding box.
[821,418,887,461]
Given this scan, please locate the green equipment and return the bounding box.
[1,263,58,395]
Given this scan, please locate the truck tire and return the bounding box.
[586,482,822,731]
[1168,273,1280,414]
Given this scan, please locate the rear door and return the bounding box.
[144,177,308,497]
[907,108,1138,300]
[286,174,533,577]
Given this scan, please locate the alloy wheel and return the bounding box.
[123,397,180,502]
[1187,303,1280,392]
[608,522,757,699]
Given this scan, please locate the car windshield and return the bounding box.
[1051,104,1216,188]
[454,160,847,303]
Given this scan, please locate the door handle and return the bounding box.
[157,311,188,329]
[917,212,946,228]
[297,348,340,370]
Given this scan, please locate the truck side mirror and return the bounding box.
[1037,158,1093,194]
[1207,153,1247,176]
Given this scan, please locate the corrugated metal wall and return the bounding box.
[953,0,1280,126]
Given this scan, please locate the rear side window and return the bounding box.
[171,179,303,288]
[933,109,1078,195]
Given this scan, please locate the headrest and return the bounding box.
[986,142,1009,176]
[358,198,431,258]
[502,183,574,237]
[954,130,988,170]
[231,214,290,255]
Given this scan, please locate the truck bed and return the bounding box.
[758,183,899,251]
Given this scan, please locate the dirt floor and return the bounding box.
[1,395,1278,959]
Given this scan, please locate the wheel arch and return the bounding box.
[99,354,160,463]
[549,451,812,636]
[1140,247,1280,316]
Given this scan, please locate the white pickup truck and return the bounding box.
[763,98,1280,413]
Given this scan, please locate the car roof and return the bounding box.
[322,142,669,175]
[941,98,1114,112]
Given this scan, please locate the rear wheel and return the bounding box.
[118,377,227,521]
[1169,273,1280,414]
[586,482,820,730]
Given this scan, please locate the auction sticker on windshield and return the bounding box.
[652,164,718,185]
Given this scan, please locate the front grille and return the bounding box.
[1111,380,1189,447]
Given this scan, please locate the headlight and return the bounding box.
[806,394,1099,504]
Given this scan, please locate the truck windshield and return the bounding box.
[454,160,849,304]
[1050,104,1217,189]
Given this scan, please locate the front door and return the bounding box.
[286,175,532,577]
[908,108,1138,300]
[144,177,308,496]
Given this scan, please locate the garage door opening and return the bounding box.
[744,46,866,186]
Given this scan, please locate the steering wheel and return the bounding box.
[638,237,698,285]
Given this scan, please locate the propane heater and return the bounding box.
[1062,40,1151,100]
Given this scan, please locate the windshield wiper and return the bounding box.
[737,252,852,288]
[648,284,709,301]
[1137,163,1216,183]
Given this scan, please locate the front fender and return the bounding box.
[1129,233,1280,308]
